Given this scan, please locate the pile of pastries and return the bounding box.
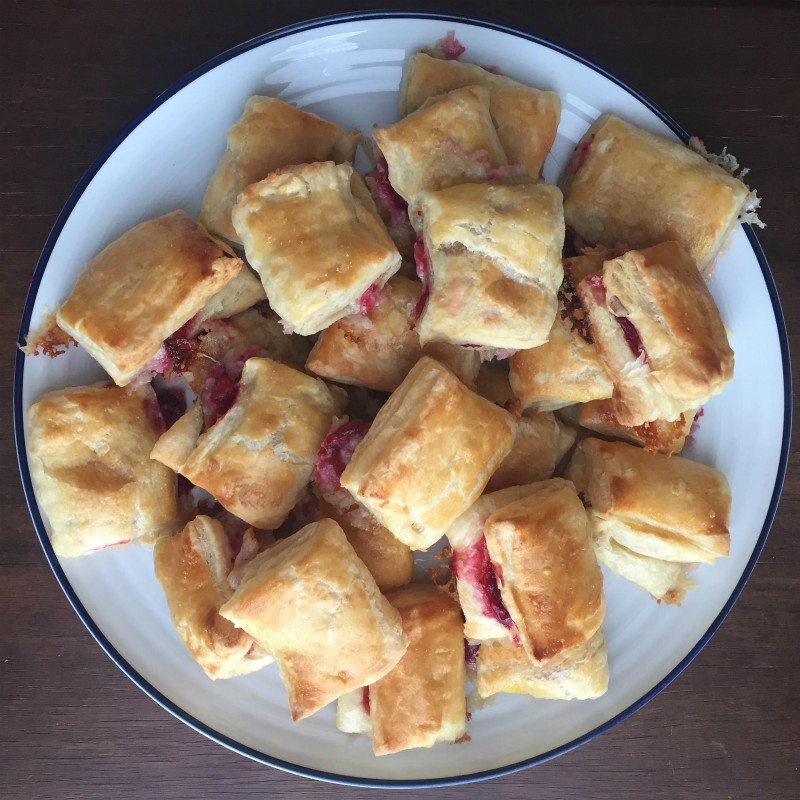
[24,33,760,756]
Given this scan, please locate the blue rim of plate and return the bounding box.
[12,9,792,789]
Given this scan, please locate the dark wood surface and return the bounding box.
[2,2,798,798]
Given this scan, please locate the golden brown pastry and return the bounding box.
[373,85,508,211]
[340,356,516,550]
[447,484,542,641]
[56,211,243,386]
[25,383,179,557]
[476,630,608,700]
[399,53,561,178]
[152,357,345,529]
[486,412,577,492]
[305,276,423,392]
[313,419,413,592]
[153,516,274,679]
[565,437,731,566]
[577,398,695,454]
[200,95,359,241]
[368,585,467,755]
[304,276,484,392]
[592,525,696,604]
[414,182,565,350]
[483,479,605,662]
[219,519,408,721]
[508,265,614,411]
[192,266,267,326]
[560,114,760,272]
[232,162,402,335]
[577,241,734,426]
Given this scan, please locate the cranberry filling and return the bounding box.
[154,385,188,430]
[440,30,466,59]
[616,316,646,359]
[565,134,595,176]
[464,641,480,669]
[357,280,385,316]
[88,538,132,552]
[452,536,514,631]
[142,393,167,435]
[373,155,410,228]
[201,346,267,428]
[313,420,371,494]
[413,234,431,320]
[361,686,371,716]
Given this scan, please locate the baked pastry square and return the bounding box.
[232,161,402,335]
[447,484,543,641]
[415,182,565,350]
[560,114,759,273]
[153,357,345,529]
[483,479,605,662]
[486,412,577,492]
[56,210,243,386]
[565,437,731,566]
[26,383,179,557]
[476,630,608,700]
[153,516,274,679]
[577,241,734,426]
[200,95,359,242]
[219,519,408,721]
[340,356,516,550]
[399,52,561,178]
[368,584,467,755]
[373,85,508,211]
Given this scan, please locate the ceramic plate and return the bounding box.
[14,11,790,788]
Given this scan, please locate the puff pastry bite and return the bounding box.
[220,519,408,721]
[367,585,467,755]
[152,357,345,529]
[313,419,413,592]
[153,516,274,679]
[476,629,608,700]
[447,484,542,641]
[577,398,695,455]
[414,182,565,351]
[200,95,359,242]
[486,412,577,492]
[232,162,402,336]
[399,52,561,178]
[26,383,179,557]
[592,525,696,604]
[483,479,605,662]
[305,276,423,392]
[304,276,483,392]
[577,241,734,426]
[373,85,508,212]
[340,356,516,551]
[565,437,731,567]
[560,114,760,272]
[55,211,243,387]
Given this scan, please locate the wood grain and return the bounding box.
[2,2,798,798]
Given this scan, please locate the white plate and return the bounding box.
[14,11,790,788]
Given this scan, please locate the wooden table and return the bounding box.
[2,2,797,798]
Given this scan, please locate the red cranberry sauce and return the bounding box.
[373,155,410,228]
[154,385,188,430]
[565,134,595,176]
[616,316,646,359]
[413,234,431,320]
[201,345,265,428]
[440,30,466,59]
[357,280,385,316]
[451,536,514,631]
[313,420,372,494]
[464,641,481,669]
[361,686,371,716]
